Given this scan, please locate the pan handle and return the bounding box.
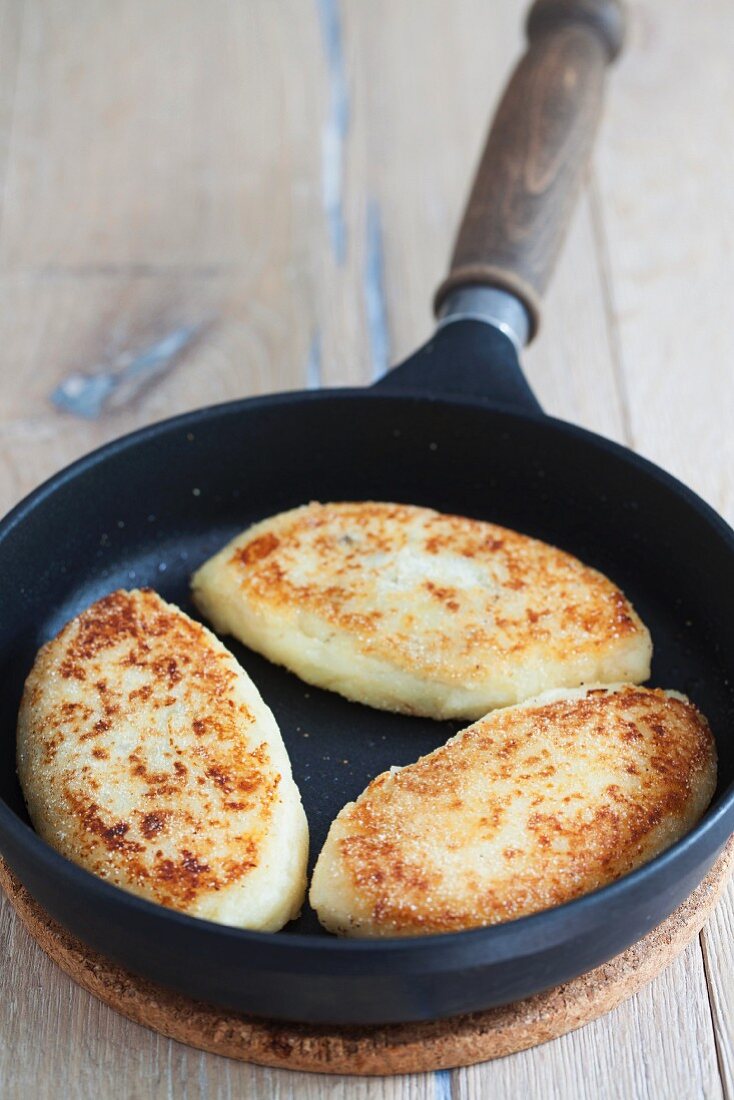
[434,0,625,345]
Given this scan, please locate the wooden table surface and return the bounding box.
[0,1,731,1096]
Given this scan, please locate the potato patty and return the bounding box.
[17,588,308,930]
[192,502,652,719]
[310,684,716,936]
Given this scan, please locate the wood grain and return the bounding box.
[593,0,734,525]
[434,2,622,337]
[456,944,724,1100]
[701,883,734,1098]
[0,0,729,1097]
[0,1,22,217]
[0,271,325,511]
[0,0,325,270]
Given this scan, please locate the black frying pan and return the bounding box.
[0,0,732,1026]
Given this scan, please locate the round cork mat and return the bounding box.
[2,842,732,1077]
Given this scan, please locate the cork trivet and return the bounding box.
[1,841,732,1077]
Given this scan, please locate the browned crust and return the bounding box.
[17,589,282,913]
[223,502,647,680]
[318,686,717,935]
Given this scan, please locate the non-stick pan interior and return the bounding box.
[1,391,732,939]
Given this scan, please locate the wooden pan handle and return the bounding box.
[434,0,625,342]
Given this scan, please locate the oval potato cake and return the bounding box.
[309,684,716,936]
[191,502,652,720]
[17,589,308,931]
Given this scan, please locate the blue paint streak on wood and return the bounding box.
[364,199,390,379]
[317,0,349,263]
[51,324,202,420]
[306,329,323,389]
[435,1068,453,1100]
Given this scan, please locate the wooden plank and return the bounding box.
[455,943,723,1100]
[0,0,325,270]
[701,881,734,1098]
[0,0,23,221]
[0,0,331,502]
[0,271,323,511]
[593,0,734,1095]
[593,0,734,525]
[0,0,728,1097]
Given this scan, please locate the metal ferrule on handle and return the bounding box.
[435,287,531,351]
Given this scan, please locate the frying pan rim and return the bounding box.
[0,385,732,962]
[2,384,734,546]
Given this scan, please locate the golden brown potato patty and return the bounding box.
[310,684,716,936]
